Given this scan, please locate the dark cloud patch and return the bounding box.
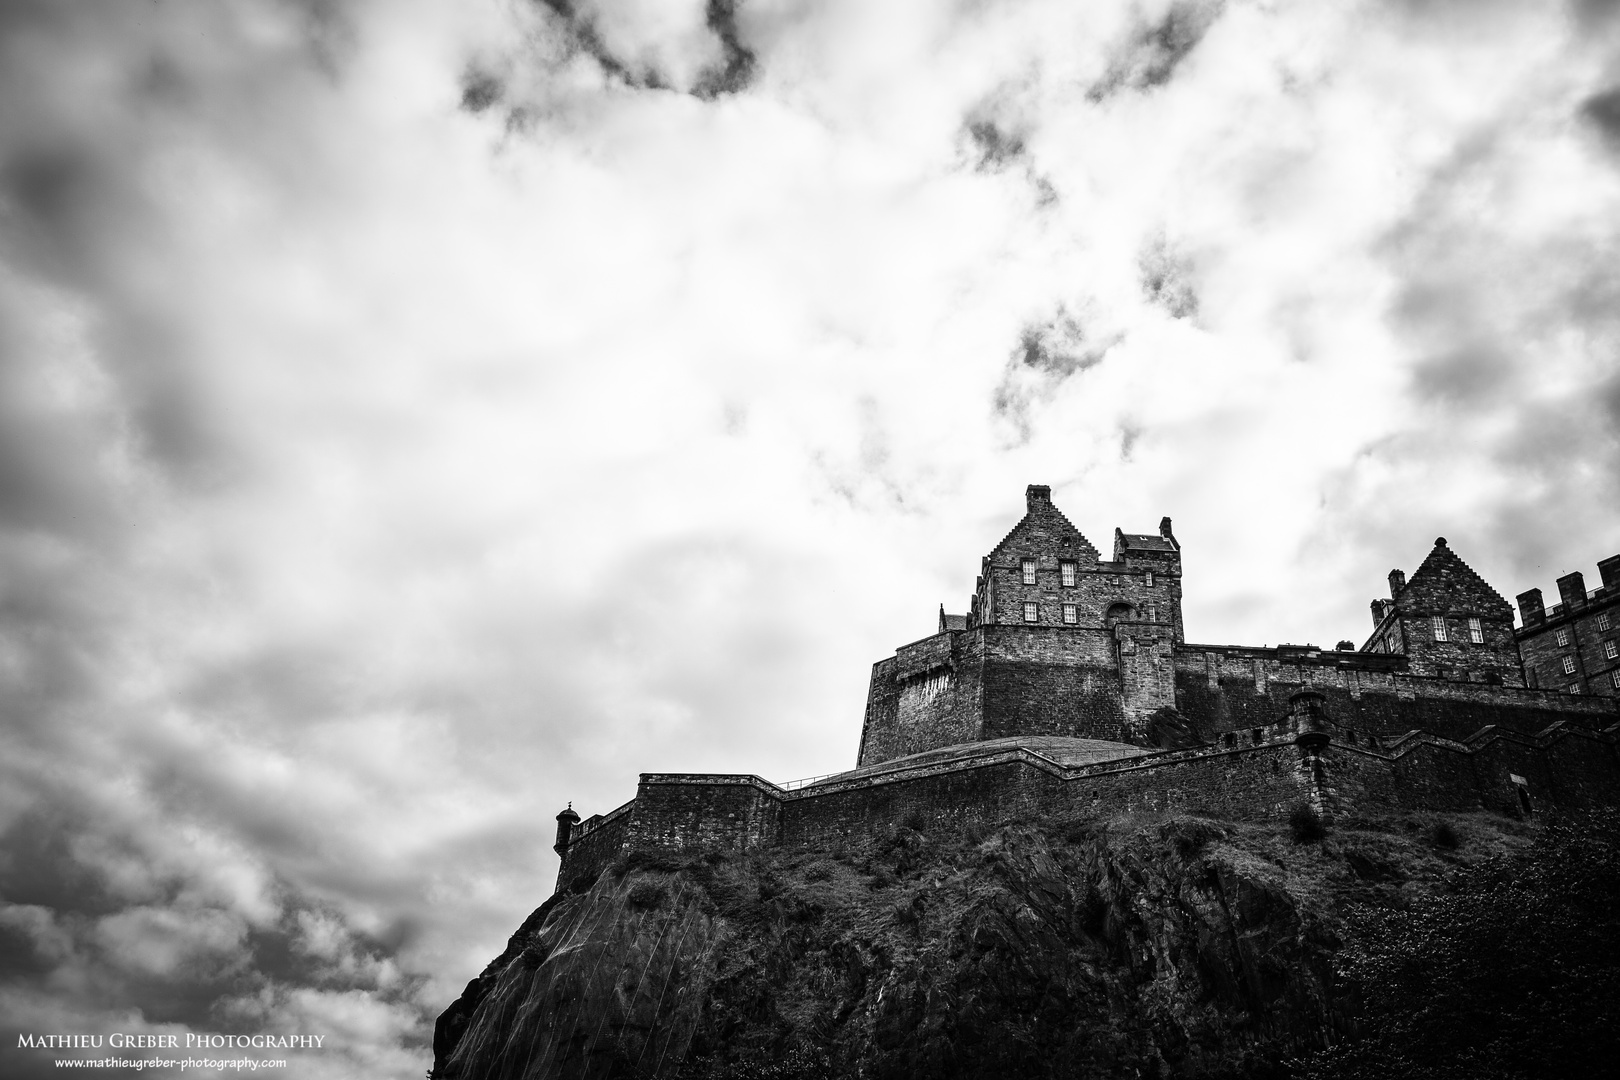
[0,805,428,1037]
[692,0,758,99]
[1119,422,1143,462]
[1138,233,1199,319]
[460,66,505,113]
[532,0,641,87]
[1408,343,1517,408]
[0,810,144,918]
[966,120,1027,171]
[531,0,755,98]
[1088,0,1224,102]
[993,308,1115,442]
[1580,85,1620,154]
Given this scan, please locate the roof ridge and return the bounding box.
[1402,540,1511,610]
[987,501,1100,561]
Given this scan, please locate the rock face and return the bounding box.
[434,811,1533,1079]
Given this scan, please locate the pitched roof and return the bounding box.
[1397,537,1512,615]
[1117,533,1176,552]
[986,488,1100,563]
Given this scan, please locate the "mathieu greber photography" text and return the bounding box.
[18,1033,326,1049]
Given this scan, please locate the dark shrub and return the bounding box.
[1289,804,1326,843]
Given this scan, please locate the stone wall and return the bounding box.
[1172,645,1613,742]
[555,712,1620,893]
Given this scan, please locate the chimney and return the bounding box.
[1599,554,1620,592]
[1556,571,1588,612]
[1370,598,1392,628]
[1516,588,1545,627]
[1388,569,1406,598]
[554,804,580,855]
[1025,484,1052,513]
[1159,516,1174,540]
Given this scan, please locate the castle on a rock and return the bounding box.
[552,486,1620,892]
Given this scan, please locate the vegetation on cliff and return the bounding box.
[434,808,1619,1079]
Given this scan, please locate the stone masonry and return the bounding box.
[551,486,1620,892]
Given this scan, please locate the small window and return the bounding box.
[1605,640,1618,660]
[1147,605,1158,622]
[1062,603,1077,624]
[1562,656,1577,676]
[1432,616,1448,642]
[1596,612,1611,631]
[1145,571,1155,587]
[1570,684,1581,695]
[1060,561,1076,587]
[1023,602,1039,623]
[1612,670,1620,689]
[1468,617,1483,644]
[1021,559,1036,585]
[1556,628,1570,647]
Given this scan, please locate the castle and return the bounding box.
[551,486,1620,892]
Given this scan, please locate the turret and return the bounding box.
[554,804,580,855]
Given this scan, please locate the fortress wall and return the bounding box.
[1175,661,1616,743]
[978,626,1131,744]
[781,745,1320,845]
[556,735,1620,892]
[625,775,782,853]
[858,632,985,767]
[555,808,631,893]
[779,761,1046,847]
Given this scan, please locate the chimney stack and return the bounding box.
[1159,516,1174,540]
[1598,555,1620,592]
[1370,598,1392,628]
[1388,569,1406,598]
[1556,572,1588,613]
[1516,588,1544,627]
[1025,484,1052,513]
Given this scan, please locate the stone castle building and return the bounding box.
[551,487,1620,891]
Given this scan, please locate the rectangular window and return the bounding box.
[1612,670,1620,689]
[1062,603,1077,624]
[1023,602,1038,623]
[1432,616,1448,642]
[1599,613,1612,632]
[1606,640,1618,660]
[1021,559,1036,585]
[1571,684,1581,695]
[1468,617,1483,644]
[1563,656,1577,675]
[1145,571,1155,587]
[1060,561,1076,587]
[1557,628,1570,647]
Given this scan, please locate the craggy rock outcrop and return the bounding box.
[434,811,1533,1079]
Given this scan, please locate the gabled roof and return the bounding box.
[987,487,1101,563]
[1397,538,1512,615]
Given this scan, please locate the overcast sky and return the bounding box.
[2,0,1618,1076]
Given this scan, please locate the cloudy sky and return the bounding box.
[1,0,1618,1075]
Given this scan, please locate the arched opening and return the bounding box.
[1104,602,1134,627]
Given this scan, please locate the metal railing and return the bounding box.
[778,771,843,791]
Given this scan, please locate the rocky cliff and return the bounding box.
[433,809,1543,1080]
